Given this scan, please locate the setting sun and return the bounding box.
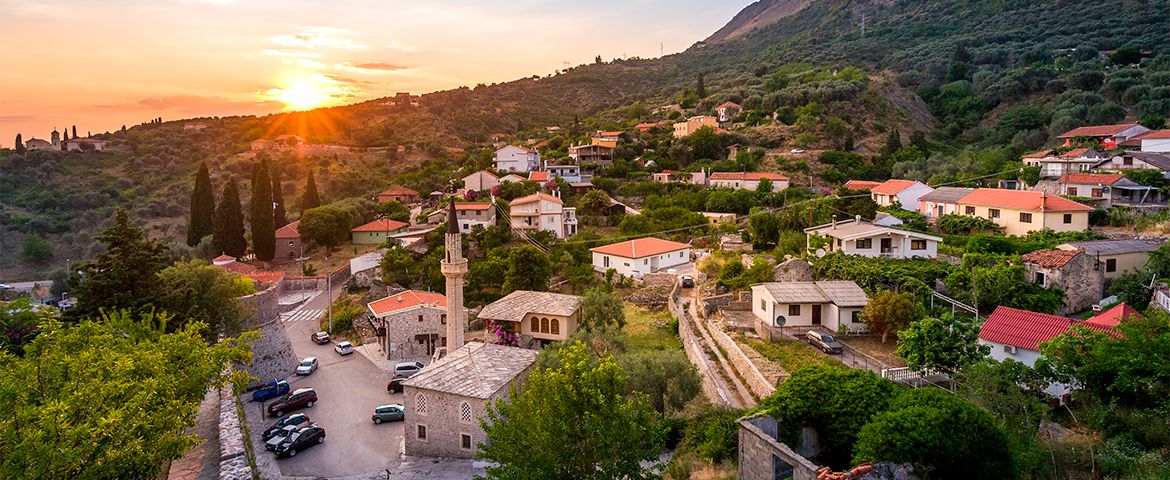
[272,80,328,110]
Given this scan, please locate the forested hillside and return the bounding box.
[2,0,1168,279]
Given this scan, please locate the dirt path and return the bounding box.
[167,389,221,480]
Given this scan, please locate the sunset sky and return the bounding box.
[0,0,751,147]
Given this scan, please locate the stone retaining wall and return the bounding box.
[285,276,327,291]
[218,388,253,480]
[700,293,734,318]
[642,272,677,287]
[669,286,720,404]
[738,415,819,480]
[238,283,297,388]
[327,264,351,287]
[707,320,777,400]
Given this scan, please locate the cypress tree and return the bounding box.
[271,166,288,228]
[213,178,246,257]
[301,170,321,214]
[250,159,276,261]
[187,162,216,246]
[62,130,69,142]
[72,126,78,138]
[696,72,706,99]
[14,134,25,155]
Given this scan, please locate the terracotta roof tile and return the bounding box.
[1021,249,1083,269]
[1086,303,1143,328]
[352,218,409,233]
[275,220,300,239]
[871,179,923,195]
[708,172,789,181]
[246,271,286,285]
[1129,129,1170,140]
[379,186,419,196]
[590,237,691,259]
[978,306,1115,351]
[510,192,562,206]
[1023,150,1054,159]
[454,202,492,211]
[1057,173,1127,185]
[843,180,882,190]
[528,171,549,182]
[956,189,1093,212]
[367,290,447,317]
[1057,123,1141,138]
[717,101,741,109]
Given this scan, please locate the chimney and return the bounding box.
[1040,192,1047,211]
[831,214,838,229]
[855,214,861,223]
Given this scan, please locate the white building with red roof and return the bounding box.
[493,145,540,173]
[1056,123,1149,150]
[978,305,1118,399]
[351,218,409,245]
[451,202,496,232]
[508,192,576,238]
[590,237,691,277]
[708,172,789,192]
[462,170,499,193]
[367,290,455,359]
[716,101,742,123]
[1122,129,1170,152]
[869,179,933,209]
[1035,173,1161,208]
[954,188,1092,236]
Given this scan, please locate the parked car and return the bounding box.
[262,413,310,441]
[334,341,355,355]
[265,424,301,450]
[251,380,290,402]
[387,376,406,394]
[790,148,805,154]
[311,331,330,344]
[372,404,405,424]
[393,361,425,378]
[273,425,326,458]
[267,388,318,417]
[680,275,694,288]
[296,357,319,375]
[806,331,843,354]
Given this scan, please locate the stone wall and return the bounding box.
[351,267,379,288]
[773,258,814,282]
[642,272,677,287]
[1024,253,1103,315]
[403,387,488,459]
[707,320,777,400]
[738,415,819,480]
[669,285,721,404]
[700,293,734,318]
[238,283,298,388]
[285,275,327,291]
[381,306,447,360]
[328,264,352,287]
[217,387,254,480]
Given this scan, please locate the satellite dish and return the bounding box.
[815,248,827,258]
[775,315,787,327]
[1101,186,1111,194]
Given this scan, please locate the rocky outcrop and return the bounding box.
[704,0,811,44]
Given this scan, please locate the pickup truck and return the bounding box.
[252,380,291,402]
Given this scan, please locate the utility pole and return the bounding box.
[327,274,333,333]
[860,13,867,39]
[660,42,664,57]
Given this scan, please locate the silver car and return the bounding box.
[295,357,318,375]
[334,341,354,355]
[393,361,424,378]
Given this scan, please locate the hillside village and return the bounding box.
[2,1,1170,479]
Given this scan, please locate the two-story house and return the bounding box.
[716,101,742,123]
[1035,173,1163,208]
[707,172,789,192]
[352,218,410,245]
[367,290,453,359]
[673,115,720,138]
[590,237,691,278]
[1055,123,1150,150]
[462,170,499,193]
[870,179,933,209]
[954,188,1092,236]
[493,145,540,173]
[1023,149,1110,178]
[452,202,496,232]
[917,187,974,219]
[508,192,576,238]
[804,216,941,259]
[1098,151,1170,175]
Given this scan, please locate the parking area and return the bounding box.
[243,300,405,477]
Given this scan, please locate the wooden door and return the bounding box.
[812,304,822,325]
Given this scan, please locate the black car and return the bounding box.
[680,275,695,288]
[262,413,310,441]
[274,425,326,458]
[806,331,844,354]
[387,376,406,394]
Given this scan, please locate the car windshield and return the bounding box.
[822,334,836,342]
[300,359,313,366]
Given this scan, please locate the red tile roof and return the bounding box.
[510,192,563,205]
[1130,129,1170,140]
[1058,148,1093,159]
[275,221,300,239]
[590,237,691,259]
[843,180,882,190]
[596,131,624,137]
[717,101,741,109]
[352,218,409,233]
[368,290,447,317]
[957,189,1093,212]
[528,171,549,182]
[635,122,662,130]
[1086,303,1143,328]
[1023,150,1054,159]
[1057,123,1141,138]
[455,202,492,211]
[871,179,923,195]
[1057,173,1127,185]
[709,172,789,181]
[978,306,1115,351]
[379,186,419,197]
[1021,249,1083,269]
[212,254,236,262]
[246,271,286,285]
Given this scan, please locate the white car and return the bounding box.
[393,361,425,378]
[334,342,355,356]
[296,357,318,375]
[790,148,805,154]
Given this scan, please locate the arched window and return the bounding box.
[459,401,473,423]
[551,318,560,335]
[415,394,427,414]
[540,317,549,333]
[530,316,539,333]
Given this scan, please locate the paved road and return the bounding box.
[244,287,404,477]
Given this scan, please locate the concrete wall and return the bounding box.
[238,283,298,387]
[738,415,819,480]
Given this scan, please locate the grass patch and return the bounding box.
[622,304,681,353]
[748,338,845,372]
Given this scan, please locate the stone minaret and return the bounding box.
[440,201,467,351]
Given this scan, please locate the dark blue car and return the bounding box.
[252,380,290,402]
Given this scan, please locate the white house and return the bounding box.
[509,192,576,239]
[1098,151,1170,175]
[750,281,869,334]
[870,179,933,208]
[917,187,973,219]
[493,145,540,173]
[1022,148,1109,178]
[498,173,525,183]
[452,202,497,232]
[708,172,789,192]
[803,217,941,259]
[462,170,499,193]
[652,169,707,185]
[978,305,1116,400]
[590,237,691,278]
[716,101,742,123]
[544,163,584,183]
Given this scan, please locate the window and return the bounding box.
[441,314,447,325]
[1063,214,1073,224]
[418,314,423,322]
[603,256,609,268]
[530,317,539,332]
[415,394,427,414]
[1106,258,1117,273]
[644,259,648,265]
[760,299,766,311]
[851,311,860,323]
[965,206,976,215]
[459,402,473,423]
[911,239,927,250]
[1034,271,1046,287]
[856,238,872,249]
[461,433,472,450]
[1019,212,1032,223]
[680,252,684,258]
[1123,157,1134,166]
[1091,188,1102,198]
[989,209,1000,219]
[788,304,801,316]
[1003,345,1017,355]
[1067,187,1078,196]
[551,319,560,335]
[540,317,549,333]
[417,424,428,440]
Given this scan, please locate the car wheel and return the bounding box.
[374,417,383,424]
[317,436,324,443]
[273,410,283,417]
[288,449,296,457]
[306,400,314,408]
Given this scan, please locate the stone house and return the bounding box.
[477,290,582,349]
[1057,239,1158,283]
[402,342,537,459]
[1020,249,1103,315]
[367,290,453,359]
[274,221,306,261]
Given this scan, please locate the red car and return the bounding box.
[267,388,318,417]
